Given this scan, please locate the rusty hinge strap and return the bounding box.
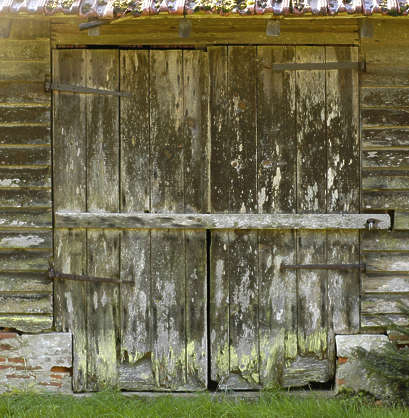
[280,263,366,272]
[266,62,364,72]
[44,81,131,97]
[48,266,133,285]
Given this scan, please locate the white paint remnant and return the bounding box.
[101,291,108,307]
[258,187,267,210]
[65,292,74,314]
[0,178,20,187]
[93,291,98,309]
[240,202,246,214]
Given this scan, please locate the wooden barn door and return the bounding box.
[52,46,363,392]
[207,46,360,389]
[53,49,208,392]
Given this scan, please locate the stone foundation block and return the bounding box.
[0,332,72,394]
[335,334,390,399]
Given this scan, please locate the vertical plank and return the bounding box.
[293,46,329,384]
[86,49,120,390]
[150,50,186,390]
[183,51,209,390]
[227,46,259,389]
[119,50,154,390]
[208,47,230,386]
[53,49,87,392]
[256,46,298,387]
[326,46,360,343]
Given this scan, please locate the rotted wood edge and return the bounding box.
[55,212,391,230]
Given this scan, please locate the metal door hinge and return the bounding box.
[48,263,133,285]
[280,263,366,272]
[44,77,130,97]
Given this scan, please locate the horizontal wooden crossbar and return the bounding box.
[55,212,390,230]
[266,62,363,71]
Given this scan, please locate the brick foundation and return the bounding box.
[0,332,72,393]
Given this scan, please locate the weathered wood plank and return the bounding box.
[119,50,154,391]
[0,249,50,271]
[150,50,183,213]
[326,46,359,214]
[296,46,326,214]
[228,230,259,389]
[364,252,409,273]
[228,46,257,214]
[361,87,409,108]
[0,61,49,81]
[362,191,409,210]
[209,46,228,213]
[209,231,229,385]
[0,126,50,145]
[150,230,186,389]
[51,20,358,47]
[327,231,359,335]
[0,293,52,314]
[0,40,49,60]
[0,188,51,208]
[363,150,409,169]
[294,46,328,385]
[0,314,52,333]
[395,212,409,230]
[53,49,86,213]
[0,81,50,104]
[361,65,409,87]
[0,106,50,124]
[54,229,87,392]
[0,272,51,292]
[0,147,50,166]
[9,20,49,40]
[185,230,207,390]
[0,208,51,228]
[361,313,409,330]
[362,129,409,148]
[86,229,120,391]
[183,50,208,390]
[361,230,409,250]
[86,49,120,391]
[362,294,409,315]
[362,274,409,294]
[119,230,154,390]
[183,50,209,214]
[256,46,296,214]
[0,167,50,188]
[0,230,51,248]
[326,47,359,340]
[55,212,391,230]
[120,50,150,213]
[362,108,409,128]
[150,50,186,390]
[259,230,297,387]
[362,170,409,190]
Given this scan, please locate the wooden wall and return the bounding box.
[0,18,52,332]
[361,20,409,332]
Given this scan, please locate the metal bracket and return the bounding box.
[48,263,133,285]
[44,78,130,97]
[280,263,366,272]
[265,61,365,72]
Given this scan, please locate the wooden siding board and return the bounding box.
[362,170,409,190]
[0,81,50,104]
[0,188,51,208]
[362,108,409,128]
[0,167,51,188]
[0,249,50,271]
[362,129,409,148]
[362,191,409,210]
[0,126,50,145]
[0,147,50,166]
[0,61,49,81]
[0,208,51,228]
[0,293,52,314]
[0,314,52,333]
[361,88,409,108]
[0,272,52,292]
[363,150,409,169]
[0,230,51,248]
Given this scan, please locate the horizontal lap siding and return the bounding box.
[0,18,52,333]
[361,21,409,331]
